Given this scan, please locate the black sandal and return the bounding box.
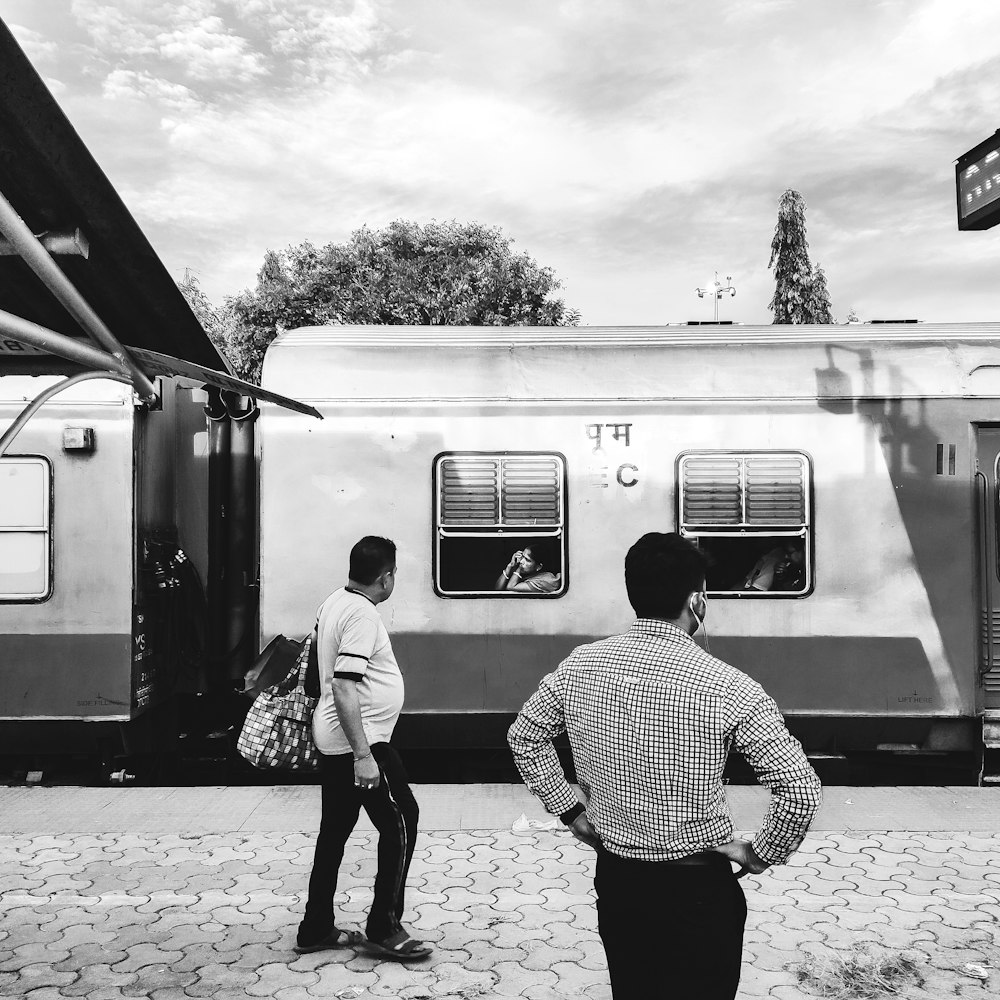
[293,928,365,954]
[363,930,432,961]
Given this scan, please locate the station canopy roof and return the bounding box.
[0,20,318,418]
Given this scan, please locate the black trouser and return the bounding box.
[594,850,747,1000]
[298,741,419,944]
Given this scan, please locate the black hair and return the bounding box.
[521,539,560,573]
[624,532,708,619]
[349,536,397,585]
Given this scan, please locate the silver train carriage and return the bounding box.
[257,323,1000,783]
[0,369,260,776]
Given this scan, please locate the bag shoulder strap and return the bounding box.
[296,635,313,689]
[301,619,321,696]
[272,634,310,695]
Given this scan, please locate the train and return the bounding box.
[256,322,1000,784]
[3,321,1000,784]
[0,365,272,779]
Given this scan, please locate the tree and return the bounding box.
[176,269,232,360]
[767,190,834,324]
[805,264,834,324]
[212,220,581,383]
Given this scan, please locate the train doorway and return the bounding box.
[974,426,1000,783]
[975,426,1000,710]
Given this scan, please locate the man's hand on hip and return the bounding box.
[712,838,769,878]
[568,812,601,850]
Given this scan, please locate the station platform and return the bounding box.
[1,782,999,835]
[1,784,998,998]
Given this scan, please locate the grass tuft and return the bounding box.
[793,942,923,998]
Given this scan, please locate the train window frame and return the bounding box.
[0,455,53,602]
[676,450,813,599]
[433,451,568,598]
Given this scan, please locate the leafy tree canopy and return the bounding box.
[767,190,834,324]
[177,269,231,362]
[183,220,580,383]
[805,264,834,325]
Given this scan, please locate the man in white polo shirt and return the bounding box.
[295,536,430,962]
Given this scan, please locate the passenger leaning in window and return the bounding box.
[494,540,561,593]
[295,536,431,962]
[508,532,822,1000]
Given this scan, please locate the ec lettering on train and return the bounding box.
[586,422,638,489]
[588,462,640,489]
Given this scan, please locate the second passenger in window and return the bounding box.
[742,540,805,592]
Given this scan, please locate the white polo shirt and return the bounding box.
[311,587,405,755]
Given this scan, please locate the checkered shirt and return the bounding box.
[508,619,822,863]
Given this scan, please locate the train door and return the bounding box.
[974,427,1000,783]
[975,427,1000,710]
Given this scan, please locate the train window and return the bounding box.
[0,457,51,601]
[677,451,812,598]
[434,452,567,597]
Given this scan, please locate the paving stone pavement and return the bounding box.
[1,798,999,998]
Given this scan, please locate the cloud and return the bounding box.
[70,0,165,57]
[101,69,203,111]
[70,1,267,93]
[156,15,268,84]
[238,0,391,84]
[720,0,794,26]
[7,22,59,61]
[373,1,706,126]
[68,0,398,100]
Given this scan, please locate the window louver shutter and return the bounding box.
[439,458,499,525]
[745,455,806,525]
[501,457,561,525]
[682,456,742,525]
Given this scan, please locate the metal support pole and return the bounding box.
[0,189,158,402]
[0,227,89,258]
[225,396,259,683]
[0,308,130,374]
[204,387,232,694]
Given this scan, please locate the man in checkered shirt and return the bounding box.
[508,532,822,1000]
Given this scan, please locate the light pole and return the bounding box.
[695,272,736,322]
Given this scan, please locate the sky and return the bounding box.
[2,0,1000,326]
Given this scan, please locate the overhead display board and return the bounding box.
[956,130,1000,231]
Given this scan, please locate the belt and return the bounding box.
[601,849,729,867]
[662,851,724,867]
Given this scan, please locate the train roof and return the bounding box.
[262,323,1000,403]
[0,22,321,417]
[0,22,229,374]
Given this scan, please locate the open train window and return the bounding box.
[0,457,52,601]
[677,451,812,598]
[434,452,567,597]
